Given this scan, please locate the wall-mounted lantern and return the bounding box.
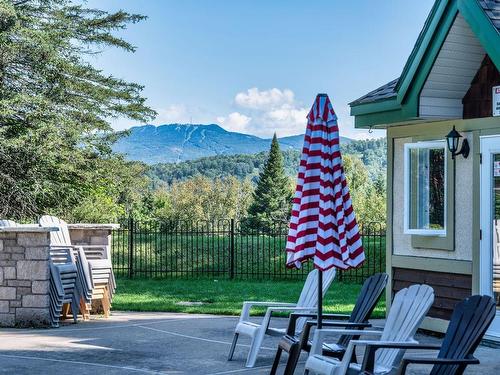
[445,126,469,160]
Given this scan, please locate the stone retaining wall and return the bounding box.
[0,230,52,327]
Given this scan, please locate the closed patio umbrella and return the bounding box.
[286,93,365,328]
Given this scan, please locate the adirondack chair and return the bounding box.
[39,215,114,318]
[304,284,434,375]
[228,268,336,368]
[0,220,80,325]
[357,295,496,375]
[270,273,388,375]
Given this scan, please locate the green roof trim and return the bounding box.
[351,0,500,129]
[395,0,452,102]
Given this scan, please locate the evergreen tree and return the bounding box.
[247,134,292,228]
[0,0,155,219]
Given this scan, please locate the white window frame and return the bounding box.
[403,140,447,236]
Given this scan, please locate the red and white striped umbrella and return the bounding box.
[286,93,365,271]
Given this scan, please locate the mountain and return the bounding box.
[113,124,352,164]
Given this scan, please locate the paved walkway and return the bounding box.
[0,312,498,374]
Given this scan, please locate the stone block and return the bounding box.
[9,300,21,308]
[0,268,3,285]
[0,301,9,313]
[2,239,18,248]
[0,313,15,326]
[15,308,50,327]
[90,236,109,246]
[17,233,49,247]
[11,253,25,261]
[8,246,26,254]
[7,280,31,287]
[0,240,3,251]
[17,261,49,280]
[0,253,10,260]
[0,287,16,300]
[0,260,16,267]
[3,267,15,279]
[22,295,49,308]
[31,281,49,294]
[25,247,49,261]
[16,287,32,297]
[0,232,16,239]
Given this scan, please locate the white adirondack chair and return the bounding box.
[304,284,434,375]
[228,268,336,368]
[39,215,115,318]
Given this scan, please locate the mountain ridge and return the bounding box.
[113,123,352,164]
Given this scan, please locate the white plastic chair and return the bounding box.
[304,284,434,375]
[40,215,115,317]
[228,268,336,368]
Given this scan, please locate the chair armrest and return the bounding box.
[240,301,296,321]
[360,341,439,373]
[307,320,371,328]
[310,330,383,355]
[398,356,479,375]
[286,313,352,336]
[322,313,351,320]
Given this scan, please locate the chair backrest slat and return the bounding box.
[376,284,434,369]
[431,295,495,375]
[40,215,72,246]
[337,273,388,348]
[294,268,336,332]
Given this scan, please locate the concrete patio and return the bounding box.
[0,311,498,374]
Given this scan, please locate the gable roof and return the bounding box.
[350,0,500,128]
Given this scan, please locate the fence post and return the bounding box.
[128,216,134,279]
[229,219,235,279]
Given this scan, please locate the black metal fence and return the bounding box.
[111,218,385,283]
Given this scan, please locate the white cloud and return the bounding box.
[153,104,188,124]
[216,87,308,138]
[235,88,295,110]
[216,112,252,133]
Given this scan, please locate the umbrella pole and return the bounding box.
[317,269,323,329]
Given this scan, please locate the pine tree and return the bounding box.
[247,134,292,229]
[0,0,155,218]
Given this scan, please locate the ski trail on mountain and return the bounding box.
[177,125,198,163]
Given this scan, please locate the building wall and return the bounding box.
[386,116,500,332]
[392,133,473,260]
[0,230,51,327]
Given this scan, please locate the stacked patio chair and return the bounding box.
[48,263,67,327]
[270,273,388,375]
[303,284,434,375]
[0,219,80,326]
[228,268,336,368]
[361,295,495,375]
[39,215,115,318]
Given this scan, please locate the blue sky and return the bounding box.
[87,0,435,139]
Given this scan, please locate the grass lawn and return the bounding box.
[113,277,386,318]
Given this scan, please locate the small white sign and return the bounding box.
[494,86,500,117]
[495,161,500,177]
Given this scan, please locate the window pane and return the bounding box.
[408,146,445,230]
